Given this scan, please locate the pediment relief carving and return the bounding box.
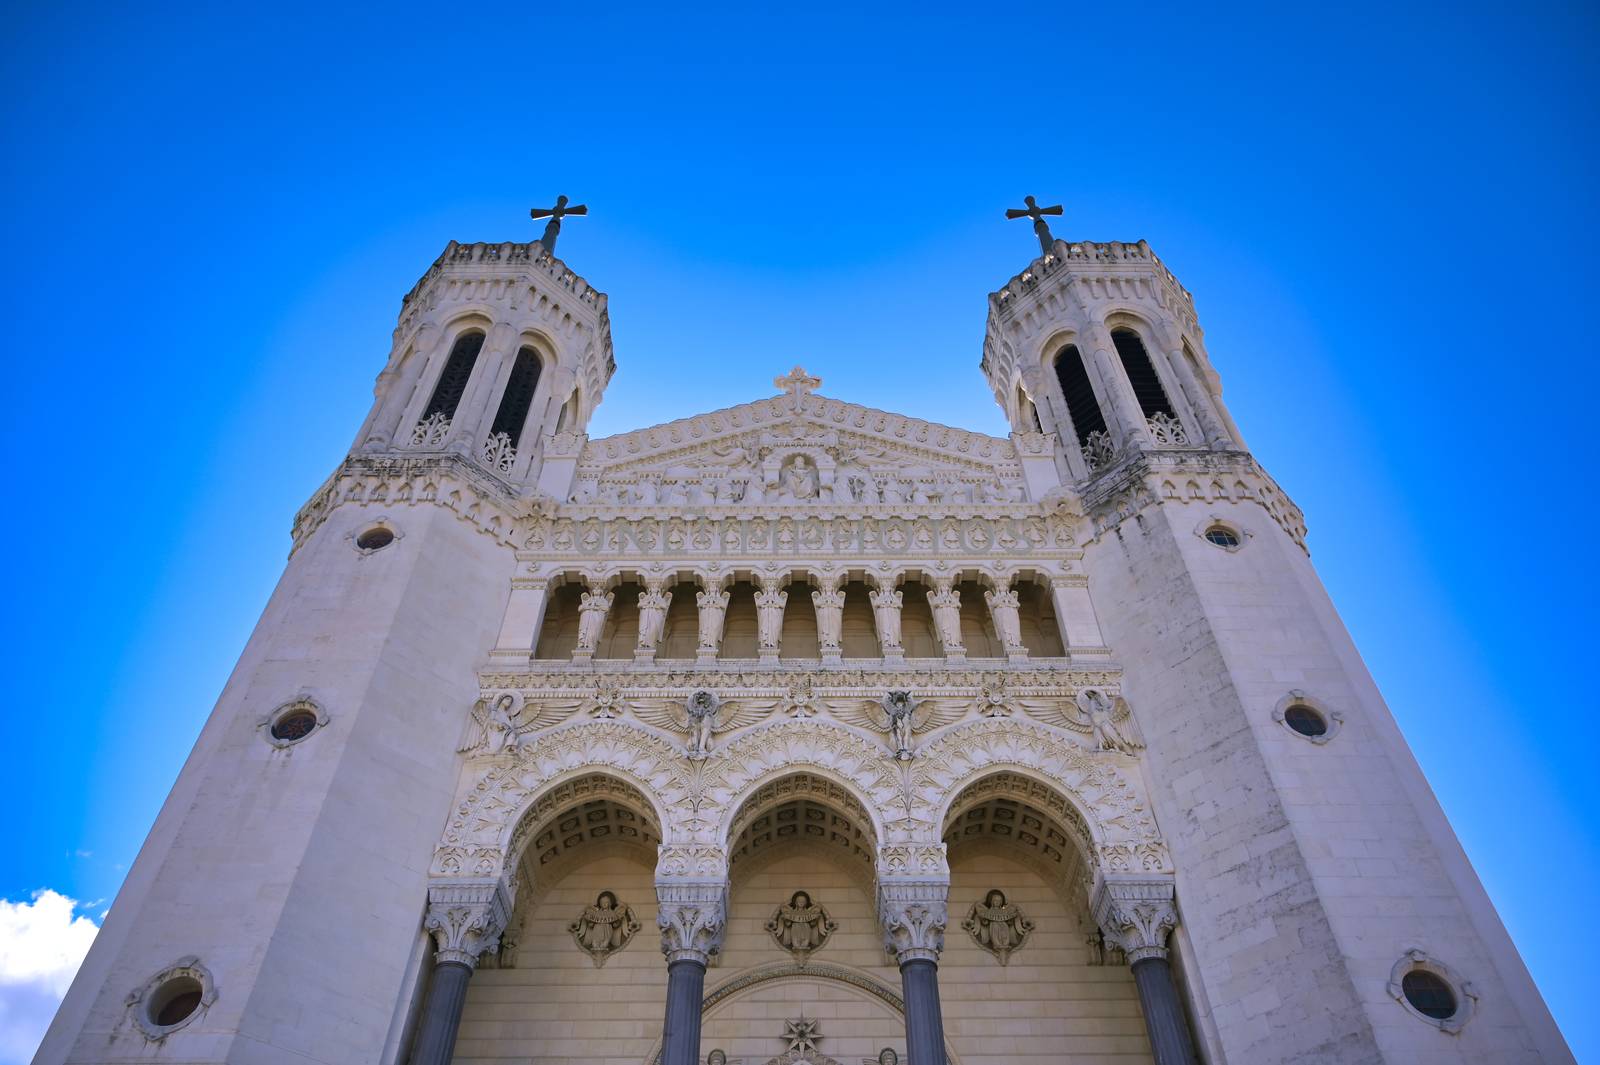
[572,393,1028,508]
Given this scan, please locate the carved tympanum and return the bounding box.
[569,890,641,966]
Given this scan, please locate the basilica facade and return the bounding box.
[38,219,1571,1065]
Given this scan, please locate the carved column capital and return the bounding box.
[424,879,512,969]
[656,881,728,966]
[1090,876,1178,965]
[878,879,949,965]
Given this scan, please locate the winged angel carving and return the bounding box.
[834,690,967,759]
[1018,688,1144,754]
[632,689,777,758]
[456,692,584,756]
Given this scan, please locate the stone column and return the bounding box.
[1049,575,1106,658]
[927,581,965,662]
[879,880,950,1065]
[1083,320,1149,454]
[1091,877,1197,1065]
[447,321,516,456]
[571,585,613,663]
[361,321,439,451]
[635,582,672,663]
[812,577,845,664]
[755,577,787,665]
[411,880,511,1065]
[695,586,730,664]
[656,882,727,1065]
[869,587,905,663]
[983,587,1028,662]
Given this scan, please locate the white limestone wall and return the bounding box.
[455,850,666,1065]
[1084,497,1571,1064]
[455,844,1150,1065]
[37,502,515,1065]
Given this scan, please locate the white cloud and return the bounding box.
[0,891,99,1065]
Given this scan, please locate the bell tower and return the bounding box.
[36,222,613,1065]
[981,217,1569,1063]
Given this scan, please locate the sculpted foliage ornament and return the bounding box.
[569,890,641,966]
[878,880,948,964]
[657,881,727,965]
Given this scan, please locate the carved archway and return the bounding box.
[714,721,902,846]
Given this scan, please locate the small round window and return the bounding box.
[148,975,204,1028]
[1400,969,1457,1020]
[356,527,395,552]
[1204,525,1240,549]
[270,709,318,742]
[1283,704,1327,738]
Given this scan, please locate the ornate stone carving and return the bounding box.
[878,880,948,964]
[636,585,673,655]
[1082,429,1116,471]
[811,588,846,658]
[961,889,1034,964]
[755,580,788,656]
[766,891,838,961]
[983,588,1026,657]
[1076,688,1143,754]
[573,587,613,657]
[633,690,776,759]
[696,587,730,657]
[1145,412,1189,447]
[457,693,524,756]
[834,692,964,760]
[657,881,727,965]
[424,880,512,968]
[410,411,451,448]
[569,890,641,966]
[868,589,904,656]
[481,430,517,473]
[1090,876,1177,965]
[927,584,965,656]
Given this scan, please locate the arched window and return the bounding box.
[1111,328,1176,420]
[422,331,485,421]
[1053,344,1107,448]
[489,346,543,447]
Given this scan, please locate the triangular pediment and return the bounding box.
[572,383,1026,508]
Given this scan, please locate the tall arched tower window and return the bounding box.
[1111,328,1176,420]
[423,331,485,421]
[1053,344,1107,447]
[489,346,543,447]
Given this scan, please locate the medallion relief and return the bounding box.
[766,891,838,962]
[569,890,641,966]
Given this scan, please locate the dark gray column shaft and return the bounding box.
[660,958,708,1065]
[1131,956,1199,1065]
[410,959,473,1065]
[898,958,948,1065]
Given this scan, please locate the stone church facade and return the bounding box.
[38,223,1571,1065]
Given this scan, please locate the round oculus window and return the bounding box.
[148,975,204,1028]
[270,709,318,742]
[1400,969,1457,1020]
[1283,704,1327,738]
[1204,525,1241,548]
[356,527,395,551]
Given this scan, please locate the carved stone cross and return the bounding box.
[1005,195,1064,256]
[529,194,588,257]
[775,366,822,396]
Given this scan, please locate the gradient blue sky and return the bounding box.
[3,2,1596,1058]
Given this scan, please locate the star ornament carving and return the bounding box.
[784,1014,823,1054]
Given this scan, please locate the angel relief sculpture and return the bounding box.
[962,889,1034,964]
[835,690,966,760]
[569,891,641,966]
[633,689,776,758]
[766,890,837,961]
[457,692,583,756]
[1015,688,1145,754]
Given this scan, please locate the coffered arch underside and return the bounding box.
[432,718,1169,886]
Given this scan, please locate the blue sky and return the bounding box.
[2,1,1596,1059]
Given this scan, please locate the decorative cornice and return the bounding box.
[1079,449,1306,550]
[424,879,512,968]
[1090,875,1177,965]
[656,880,727,965]
[878,879,949,964]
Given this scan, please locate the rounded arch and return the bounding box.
[916,719,1172,877]
[941,769,1096,888]
[715,721,900,851]
[503,769,667,879]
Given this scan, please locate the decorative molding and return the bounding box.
[656,880,727,965]
[424,879,512,968]
[878,880,949,964]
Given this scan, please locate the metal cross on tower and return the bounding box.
[529,195,588,257]
[1005,195,1064,256]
